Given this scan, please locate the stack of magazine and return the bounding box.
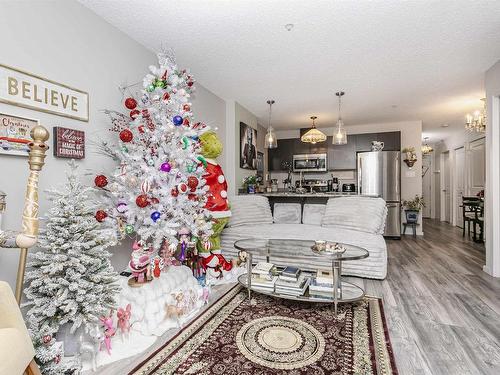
[275,266,310,296]
[250,262,277,292]
[309,269,334,298]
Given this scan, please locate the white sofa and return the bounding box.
[221,195,388,279]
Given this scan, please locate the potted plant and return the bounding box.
[402,147,417,167]
[402,195,425,223]
[243,175,258,194]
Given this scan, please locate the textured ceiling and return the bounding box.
[79,0,500,141]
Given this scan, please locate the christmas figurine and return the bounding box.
[99,311,116,355]
[117,304,132,342]
[197,130,234,283]
[128,241,154,285]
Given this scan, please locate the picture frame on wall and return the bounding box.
[240,122,257,170]
[0,112,39,156]
[53,126,85,159]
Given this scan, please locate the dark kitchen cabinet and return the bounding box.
[375,132,400,151]
[328,135,357,170]
[268,138,295,171]
[267,131,400,172]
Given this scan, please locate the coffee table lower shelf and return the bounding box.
[237,273,365,315]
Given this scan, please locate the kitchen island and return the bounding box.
[237,190,380,211]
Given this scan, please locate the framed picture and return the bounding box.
[240,122,257,170]
[0,112,39,156]
[53,126,85,159]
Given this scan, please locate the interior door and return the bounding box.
[422,154,432,218]
[442,151,451,223]
[468,137,485,196]
[454,147,465,227]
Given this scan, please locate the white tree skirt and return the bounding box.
[81,265,204,372]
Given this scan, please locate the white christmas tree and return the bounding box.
[95,51,212,280]
[23,160,119,374]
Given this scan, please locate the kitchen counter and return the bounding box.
[238,191,379,198]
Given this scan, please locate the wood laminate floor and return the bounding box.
[95,219,500,375]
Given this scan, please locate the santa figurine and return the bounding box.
[197,129,233,284]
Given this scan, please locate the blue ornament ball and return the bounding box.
[151,211,161,222]
[173,115,183,126]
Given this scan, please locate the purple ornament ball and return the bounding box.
[160,162,171,172]
[173,115,183,126]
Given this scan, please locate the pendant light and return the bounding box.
[333,91,347,145]
[265,99,278,149]
[301,116,327,144]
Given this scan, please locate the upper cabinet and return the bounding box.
[267,131,401,171]
[328,135,357,170]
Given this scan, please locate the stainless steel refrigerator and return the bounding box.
[357,151,401,238]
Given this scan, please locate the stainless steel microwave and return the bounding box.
[293,153,327,172]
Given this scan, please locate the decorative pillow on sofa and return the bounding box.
[273,203,302,224]
[321,197,387,235]
[302,204,326,225]
[227,195,273,227]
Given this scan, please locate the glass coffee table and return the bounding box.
[234,238,369,316]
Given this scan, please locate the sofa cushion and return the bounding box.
[227,195,273,227]
[321,197,387,235]
[273,203,302,224]
[302,204,326,225]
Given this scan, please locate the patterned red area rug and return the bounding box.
[130,285,398,375]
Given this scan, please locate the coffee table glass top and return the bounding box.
[234,238,369,261]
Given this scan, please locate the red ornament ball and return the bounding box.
[124,97,137,110]
[171,188,179,197]
[42,335,52,344]
[95,210,107,222]
[178,183,188,194]
[187,176,199,189]
[94,175,108,188]
[120,129,133,142]
[162,92,170,102]
[130,109,140,119]
[136,194,149,208]
[187,81,194,87]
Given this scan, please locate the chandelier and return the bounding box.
[301,116,326,144]
[465,98,486,132]
[421,137,433,155]
[333,91,347,145]
[264,99,277,148]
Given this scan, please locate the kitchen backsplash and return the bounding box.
[268,170,357,189]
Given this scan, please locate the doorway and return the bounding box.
[454,147,465,227]
[422,154,432,218]
[441,151,451,223]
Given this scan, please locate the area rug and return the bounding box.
[130,285,398,375]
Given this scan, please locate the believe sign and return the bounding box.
[53,126,85,159]
[0,64,89,122]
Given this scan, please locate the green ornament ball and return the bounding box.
[155,80,165,88]
[125,224,134,234]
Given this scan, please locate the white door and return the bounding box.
[468,137,485,196]
[454,147,466,227]
[441,151,451,223]
[422,154,432,218]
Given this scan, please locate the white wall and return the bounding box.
[224,101,264,195]
[0,0,227,289]
[276,120,424,234]
[485,60,500,277]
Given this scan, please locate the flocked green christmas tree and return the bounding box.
[23,160,120,374]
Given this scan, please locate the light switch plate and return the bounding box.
[405,170,416,178]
